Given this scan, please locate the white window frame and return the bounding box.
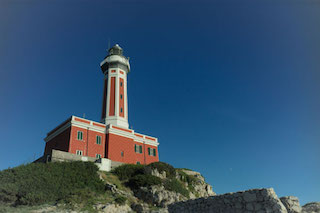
[135,144,143,154]
[76,150,83,156]
[148,148,156,156]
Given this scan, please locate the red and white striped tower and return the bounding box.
[100,44,130,128]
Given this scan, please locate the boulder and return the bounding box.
[302,202,320,213]
[134,185,187,208]
[280,196,302,213]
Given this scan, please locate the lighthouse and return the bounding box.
[100,44,130,128]
[43,44,159,167]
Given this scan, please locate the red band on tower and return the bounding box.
[109,77,116,116]
[119,77,124,117]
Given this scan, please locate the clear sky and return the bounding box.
[0,0,319,205]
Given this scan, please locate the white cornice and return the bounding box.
[45,116,159,147]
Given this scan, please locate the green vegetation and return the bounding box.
[176,169,199,195]
[176,169,197,185]
[164,179,190,198]
[0,161,202,211]
[112,164,144,180]
[111,162,194,199]
[0,161,104,207]
[128,174,162,189]
[114,195,127,205]
[147,162,176,178]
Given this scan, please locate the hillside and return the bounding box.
[0,161,318,213]
[0,161,214,212]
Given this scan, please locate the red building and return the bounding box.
[44,44,159,165]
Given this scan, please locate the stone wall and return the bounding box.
[34,149,126,172]
[168,188,288,213]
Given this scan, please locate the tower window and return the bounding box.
[120,108,123,113]
[76,150,83,156]
[120,94,123,99]
[120,82,123,87]
[77,131,83,141]
[96,135,101,145]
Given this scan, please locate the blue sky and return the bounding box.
[0,0,319,205]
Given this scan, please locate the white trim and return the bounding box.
[115,68,119,119]
[45,116,159,147]
[107,125,159,147]
[100,55,130,70]
[72,120,106,134]
[106,72,111,124]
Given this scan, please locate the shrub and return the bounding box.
[146,162,176,178]
[164,179,189,198]
[112,164,145,181]
[0,161,105,206]
[127,174,162,189]
[114,195,127,205]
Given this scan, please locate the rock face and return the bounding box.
[96,203,132,213]
[134,168,215,208]
[168,188,288,213]
[145,167,167,179]
[280,196,302,213]
[134,185,187,208]
[302,202,320,213]
[177,169,216,198]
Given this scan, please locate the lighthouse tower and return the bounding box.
[100,44,130,128]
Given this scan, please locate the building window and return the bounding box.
[96,154,101,159]
[148,147,157,157]
[77,131,83,140]
[76,150,83,156]
[121,151,124,157]
[134,144,143,154]
[96,135,101,145]
[136,161,141,165]
[120,82,123,87]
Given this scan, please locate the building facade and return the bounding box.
[44,44,159,165]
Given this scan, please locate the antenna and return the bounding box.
[83,113,86,119]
